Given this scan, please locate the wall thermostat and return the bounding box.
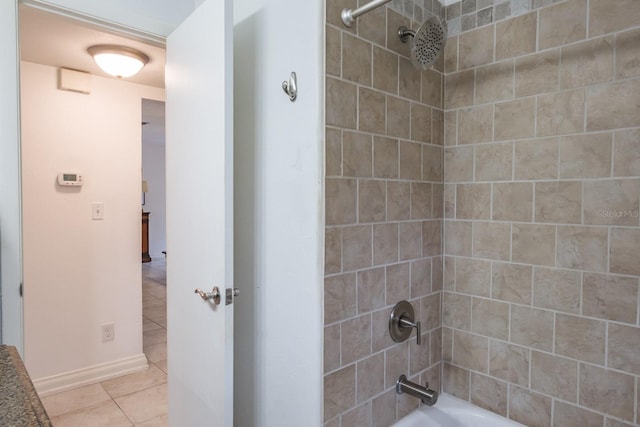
[57,173,83,186]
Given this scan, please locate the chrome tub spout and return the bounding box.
[396,375,439,406]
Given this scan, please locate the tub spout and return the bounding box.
[396,375,438,406]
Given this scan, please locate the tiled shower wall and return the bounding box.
[443,0,640,425]
[323,0,445,425]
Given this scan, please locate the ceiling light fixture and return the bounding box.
[87,45,150,78]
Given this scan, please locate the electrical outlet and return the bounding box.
[101,323,115,342]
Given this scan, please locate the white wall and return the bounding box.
[20,61,164,380]
[233,0,324,425]
[142,142,166,258]
[0,0,22,349]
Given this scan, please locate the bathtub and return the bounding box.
[392,393,525,427]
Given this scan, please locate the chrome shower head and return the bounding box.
[398,14,448,70]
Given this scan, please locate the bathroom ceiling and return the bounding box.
[19,4,166,89]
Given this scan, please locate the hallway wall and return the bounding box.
[323,0,445,424]
[443,0,640,425]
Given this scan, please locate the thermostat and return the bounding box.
[57,173,83,186]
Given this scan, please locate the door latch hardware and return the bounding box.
[195,286,221,305]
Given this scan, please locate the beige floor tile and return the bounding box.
[153,360,168,375]
[41,383,111,417]
[144,342,167,364]
[143,329,167,347]
[101,365,167,399]
[143,318,163,332]
[50,400,133,427]
[115,384,168,424]
[136,414,169,427]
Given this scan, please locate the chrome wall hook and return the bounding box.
[282,71,297,102]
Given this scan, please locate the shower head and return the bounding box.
[398,14,447,70]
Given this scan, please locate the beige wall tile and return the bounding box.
[421,69,443,108]
[386,96,411,139]
[341,404,370,426]
[326,25,341,77]
[324,324,341,373]
[509,385,552,427]
[472,297,509,340]
[613,128,640,177]
[372,308,396,352]
[356,1,385,45]
[326,178,357,225]
[554,402,604,427]
[399,141,422,180]
[444,70,474,109]
[512,224,556,266]
[515,49,560,97]
[606,419,634,427]
[433,109,444,147]
[356,353,384,403]
[432,256,443,293]
[325,273,357,324]
[326,127,342,177]
[409,331,432,375]
[489,341,530,387]
[453,330,488,372]
[616,29,640,79]
[443,363,470,400]
[538,0,586,50]
[324,364,356,421]
[386,9,410,57]
[421,293,441,331]
[373,223,398,266]
[561,36,614,89]
[359,180,386,223]
[341,314,372,365]
[411,104,432,143]
[496,12,537,60]
[445,221,472,256]
[387,181,411,221]
[327,77,357,129]
[534,181,582,224]
[470,373,508,417]
[373,136,398,179]
[589,0,640,37]
[443,291,472,330]
[476,61,515,104]
[444,35,458,73]
[580,363,635,422]
[472,221,510,261]
[537,89,585,136]
[531,351,578,401]
[476,143,513,181]
[371,391,396,427]
[422,220,442,257]
[459,25,494,70]
[559,133,612,179]
[492,262,532,305]
[325,228,342,274]
[456,183,491,220]
[359,88,386,134]
[386,262,411,304]
[556,313,605,364]
[510,305,554,351]
[399,221,422,260]
[608,323,640,375]
[326,0,357,31]
[444,110,457,147]
[444,184,455,219]
[515,138,559,180]
[373,46,398,94]
[358,267,386,313]
[411,182,433,219]
[587,79,640,131]
[399,57,421,102]
[343,225,372,271]
[442,327,453,361]
[533,267,581,314]
[410,258,431,298]
[458,105,493,145]
[493,182,533,222]
[423,145,443,182]
[456,257,491,297]
[584,179,640,226]
[385,343,408,389]
[494,98,536,141]
[557,225,608,272]
[342,33,371,86]
[610,228,640,276]
[444,146,474,182]
[343,131,372,177]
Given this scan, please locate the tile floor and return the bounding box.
[40,258,168,426]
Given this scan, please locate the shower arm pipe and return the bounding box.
[341,0,392,27]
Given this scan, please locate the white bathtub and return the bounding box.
[392,393,525,427]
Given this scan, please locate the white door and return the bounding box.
[165,0,234,425]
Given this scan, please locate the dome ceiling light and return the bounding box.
[87,45,150,78]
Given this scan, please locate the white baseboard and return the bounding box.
[33,353,149,397]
